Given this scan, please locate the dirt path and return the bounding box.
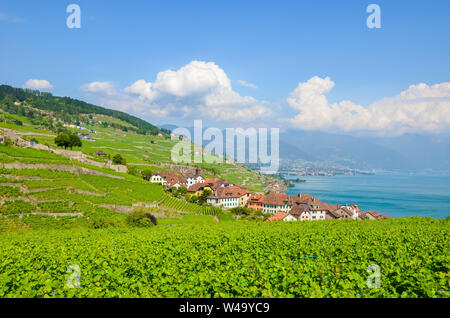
[1,163,124,179]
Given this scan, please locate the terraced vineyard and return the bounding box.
[159,195,221,216]
[0,140,225,232]
[0,217,448,297]
[1,91,448,299]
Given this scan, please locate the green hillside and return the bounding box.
[0,85,281,230]
[1,86,447,299]
[0,85,282,193]
[0,85,168,136]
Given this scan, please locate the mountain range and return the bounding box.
[160,124,450,173]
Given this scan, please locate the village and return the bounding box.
[148,168,389,221]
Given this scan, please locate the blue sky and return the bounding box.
[1,0,449,134]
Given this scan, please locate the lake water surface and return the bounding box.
[286,174,450,219]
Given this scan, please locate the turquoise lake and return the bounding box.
[285,174,450,219]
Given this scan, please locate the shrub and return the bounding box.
[112,154,126,165]
[141,169,153,180]
[127,166,140,177]
[126,207,157,227]
[3,138,13,147]
[89,215,124,229]
[229,206,253,216]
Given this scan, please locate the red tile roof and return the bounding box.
[267,211,289,222]
[248,194,264,203]
[263,192,291,206]
[215,186,249,199]
[187,182,210,192]
[368,211,383,219]
[289,205,306,216]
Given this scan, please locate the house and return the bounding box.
[266,211,297,222]
[94,150,107,156]
[288,205,306,219]
[367,211,384,219]
[325,209,340,220]
[333,206,355,219]
[266,211,289,222]
[150,171,167,185]
[358,211,384,220]
[283,214,298,222]
[164,173,186,188]
[247,195,264,211]
[299,211,311,221]
[294,194,339,221]
[262,192,293,214]
[306,197,332,220]
[207,186,250,209]
[183,168,204,187]
[151,171,187,188]
[187,182,212,196]
[79,134,95,141]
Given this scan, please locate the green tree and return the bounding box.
[127,166,140,177]
[112,154,126,165]
[230,206,252,216]
[198,189,212,205]
[54,133,71,149]
[55,133,81,150]
[69,134,82,149]
[141,169,153,181]
[4,137,13,147]
[126,208,157,227]
[189,195,199,204]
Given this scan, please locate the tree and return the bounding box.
[189,196,199,204]
[4,137,13,147]
[230,206,252,216]
[141,169,153,181]
[69,134,82,149]
[55,133,81,149]
[112,154,126,165]
[54,133,71,149]
[199,189,212,205]
[126,208,157,227]
[127,166,140,177]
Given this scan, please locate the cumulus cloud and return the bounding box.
[238,80,257,89]
[122,61,271,121]
[81,81,115,96]
[23,79,53,90]
[287,76,450,134]
[81,81,168,117]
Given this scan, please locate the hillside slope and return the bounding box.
[0,85,169,136]
[0,85,284,193]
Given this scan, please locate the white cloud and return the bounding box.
[23,79,53,90]
[123,60,271,121]
[0,13,24,23]
[238,80,257,89]
[287,76,450,135]
[81,81,115,96]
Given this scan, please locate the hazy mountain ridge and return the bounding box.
[162,124,450,173]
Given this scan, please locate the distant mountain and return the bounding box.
[279,129,450,172]
[167,126,449,172]
[158,124,179,132]
[368,134,450,171]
